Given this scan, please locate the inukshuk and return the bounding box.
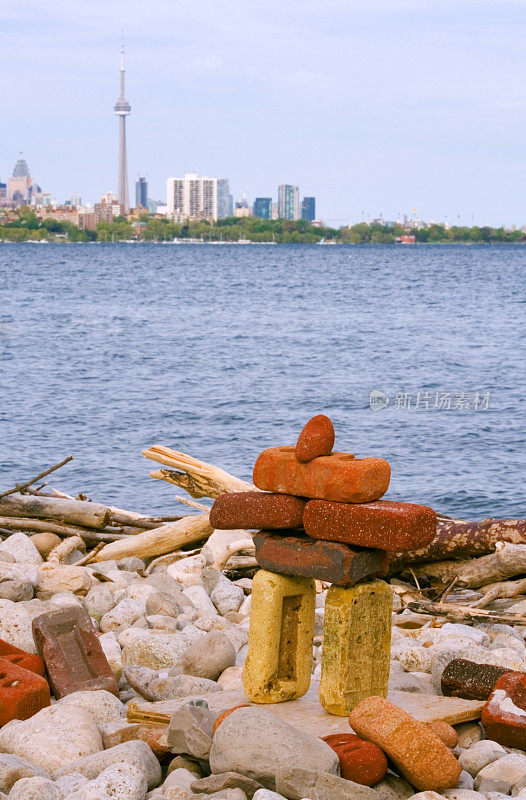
[209,414,437,715]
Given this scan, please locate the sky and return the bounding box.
[1,0,525,226]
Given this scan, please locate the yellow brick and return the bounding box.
[320,579,392,715]
[243,569,315,703]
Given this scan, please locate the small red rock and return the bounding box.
[481,672,526,749]
[426,721,458,749]
[213,704,250,733]
[296,415,335,462]
[321,733,388,786]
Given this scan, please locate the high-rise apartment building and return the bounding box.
[278,184,300,220]
[301,196,316,222]
[254,198,272,219]
[166,173,220,221]
[135,177,148,209]
[217,178,230,219]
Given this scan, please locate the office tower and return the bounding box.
[217,178,231,219]
[166,173,219,221]
[301,196,316,221]
[114,37,131,213]
[135,177,148,209]
[254,198,272,219]
[278,184,300,220]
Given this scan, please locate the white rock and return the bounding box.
[475,755,526,794]
[239,595,252,617]
[126,583,158,602]
[217,665,244,691]
[488,633,525,656]
[0,705,102,773]
[398,646,433,673]
[0,600,36,653]
[201,529,252,566]
[0,576,33,602]
[58,689,125,725]
[222,624,249,652]
[486,648,524,671]
[388,661,433,693]
[67,763,148,800]
[182,585,217,616]
[83,584,122,622]
[49,591,83,608]
[181,630,236,680]
[457,772,475,790]
[167,555,207,587]
[122,632,190,670]
[51,740,161,789]
[0,754,49,794]
[146,614,179,632]
[7,776,63,799]
[438,624,490,647]
[0,534,43,565]
[99,630,123,681]
[100,597,147,632]
[211,577,244,615]
[459,741,508,777]
[406,793,445,800]
[443,791,486,800]
[252,791,288,800]
[54,773,89,795]
[162,767,195,793]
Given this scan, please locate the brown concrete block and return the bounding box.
[253,447,390,503]
[303,499,436,552]
[442,659,516,701]
[253,531,388,585]
[32,605,119,698]
[210,491,306,530]
[295,415,335,462]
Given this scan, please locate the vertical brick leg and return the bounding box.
[320,579,392,716]
[243,569,315,703]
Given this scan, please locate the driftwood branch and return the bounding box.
[468,576,526,608]
[143,446,255,498]
[0,493,110,529]
[390,518,526,569]
[94,513,214,561]
[406,599,526,626]
[409,542,526,588]
[0,517,131,544]
[0,456,74,500]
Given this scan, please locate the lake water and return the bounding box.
[0,243,524,519]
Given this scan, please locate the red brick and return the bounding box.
[253,531,388,586]
[296,415,335,462]
[32,606,119,698]
[441,659,516,701]
[209,492,305,530]
[322,733,388,786]
[0,657,50,725]
[253,447,390,503]
[303,499,436,552]
[481,672,526,749]
[0,638,46,676]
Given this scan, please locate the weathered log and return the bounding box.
[406,599,526,626]
[0,493,110,529]
[143,446,255,498]
[389,518,526,569]
[94,513,214,561]
[0,517,130,544]
[409,543,526,589]
[469,576,526,608]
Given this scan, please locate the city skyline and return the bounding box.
[1,1,525,226]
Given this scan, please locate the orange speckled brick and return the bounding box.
[253,447,390,503]
[0,639,46,676]
[210,491,306,530]
[0,657,50,725]
[303,499,436,552]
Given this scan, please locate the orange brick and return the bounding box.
[0,657,50,725]
[253,447,390,503]
[0,638,46,677]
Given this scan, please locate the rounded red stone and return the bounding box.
[322,733,388,786]
[295,415,335,462]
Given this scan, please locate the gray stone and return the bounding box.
[181,630,236,680]
[84,584,121,622]
[406,794,446,800]
[122,631,191,670]
[124,665,160,701]
[209,708,339,791]
[7,776,63,800]
[0,705,102,773]
[182,584,217,616]
[0,754,49,794]
[51,740,161,789]
[167,703,216,759]
[146,614,180,632]
[457,772,475,790]
[0,577,33,601]
[146,591,196,619]
[443,792,486,800]
[144,572,184,595]
[118,557,145,572]
[100,597,147,632]
[252,792,287,800]
[387,661,433,694]
[54,773,89,795]
[67,763,148,800]
[0,533,43,565]
[191,771,264,798]
[459,742,508,777]
[474,755,526,794]
[210,577,244,616]
[455,722,483,749]
[162,767,196,794]
[57,689,125,725]
[275,767,380,800]
[202,791,248,800]
[149,674,222,699]
[375,775,415,800]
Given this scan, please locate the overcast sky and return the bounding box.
[1,0,525,225]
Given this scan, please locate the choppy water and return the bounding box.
[0,243,524,519]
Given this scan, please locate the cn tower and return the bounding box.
[114,35,131,213]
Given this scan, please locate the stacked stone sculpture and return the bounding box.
[209,414,437,715]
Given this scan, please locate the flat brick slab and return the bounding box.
[303,499,436,552]
[32,605,119,698]
[210,491,306,530]
[253,531,388,585]
[253,447,390,503]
